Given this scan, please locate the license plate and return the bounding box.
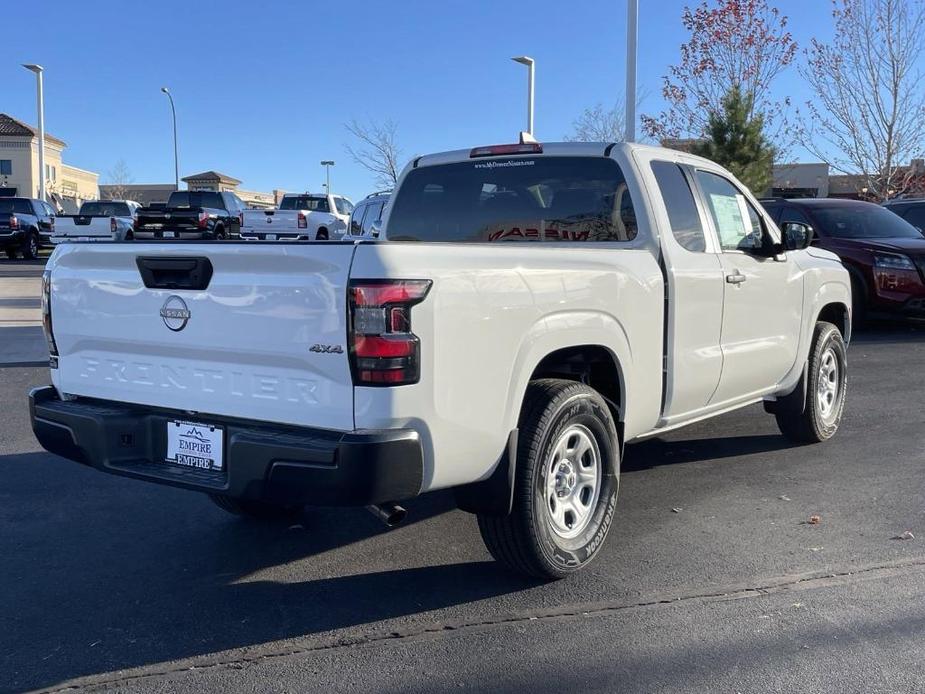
[166,420,224,470]
[162,231,176,238]
[266,234,276,241]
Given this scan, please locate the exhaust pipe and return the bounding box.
[366,502,407,527]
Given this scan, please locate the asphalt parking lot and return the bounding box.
[2,257,925,693]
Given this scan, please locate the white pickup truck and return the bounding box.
[30,142,850,579]
[240,193,353,241]
[51,200,141,243]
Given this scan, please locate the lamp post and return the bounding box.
[321,160,334,194]
[161,87,179,190]
[625,0,639,143]
[22,64,46,201]
[511,56,535,138]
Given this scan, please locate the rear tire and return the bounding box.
[316,227,329,241]
[4,247,17,260]
[208,494,304,521]
[22,231,39,260]
[213,226,226,241]
[774,321,847,443]
[477,379,619,579]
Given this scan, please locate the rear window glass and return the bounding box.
[80,202,131,217]
[167,192,224,209]
[387,157,637,242]
[280,196,330,212]
[0,199,33,215]
[815,204,923,239]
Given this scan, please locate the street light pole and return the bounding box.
[625,0,639,143]
[321,160,334,194]
[511,56,535,138]
[161,87,179,190]
[22,64,45,201]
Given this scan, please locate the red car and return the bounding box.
[761,198,925,322]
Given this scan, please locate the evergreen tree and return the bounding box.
[692,87,776,195]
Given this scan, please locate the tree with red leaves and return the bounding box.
[642,0,797,143]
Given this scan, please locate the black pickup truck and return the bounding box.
[134,191,246,240]
[0,197,56,259]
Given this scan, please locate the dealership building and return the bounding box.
[0,113,99,211]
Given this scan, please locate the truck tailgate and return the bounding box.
[49,243,357,431]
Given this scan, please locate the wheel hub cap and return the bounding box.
[545,424,602,539]
[816,346,840,423]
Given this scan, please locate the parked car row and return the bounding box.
[759,197,925,322]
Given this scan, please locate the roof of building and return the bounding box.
[0,113,67,147]
[181,171,242,184]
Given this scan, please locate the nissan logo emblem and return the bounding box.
[160,295,191,331]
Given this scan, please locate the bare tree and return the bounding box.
[799,0,925,200]
[565,101,626,142]
[105,159,134,200]
[344,119,402,189]
[641,0,797,145]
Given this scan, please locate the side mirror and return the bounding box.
[782,222,813,251]
[369,220,382,238]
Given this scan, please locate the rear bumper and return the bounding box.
[0,230,24,244]
[135,229,215,240]
[29,386,423,506]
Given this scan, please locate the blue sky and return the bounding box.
[3,0,836,202]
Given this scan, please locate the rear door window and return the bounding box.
[361,202,384,235]
[650,161,706,252]
[0,199,33,215]
[899,205,925,230]
[350,205,368,236]
[387,156,636,242]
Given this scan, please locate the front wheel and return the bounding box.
[774,321,847,443]
[209,494,304,521]
[478,379,620,579]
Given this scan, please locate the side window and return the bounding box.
[650,161,706,252]
[0,160,11,175]
[350,205,368,236]
[361,202,383,235]
[900,206,925,230]
[779,206,811,226]
[43,202,55,217]
[694,170,765,252]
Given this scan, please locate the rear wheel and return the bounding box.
[316,227,329,241]
[477,379,619,579]
[774,321,847,443]
[22,231,39,260]
[5,247,17,260]
[213,226,227,241]
[209,494,304,521]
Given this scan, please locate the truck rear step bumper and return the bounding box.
[29,386,423,506]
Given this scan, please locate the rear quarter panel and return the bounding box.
[351,242,664,492]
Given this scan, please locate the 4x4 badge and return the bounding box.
[310,344,344,354]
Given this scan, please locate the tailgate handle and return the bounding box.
[136,256,213,290]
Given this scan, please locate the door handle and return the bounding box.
[726,271,747,285]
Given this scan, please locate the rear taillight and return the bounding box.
[298,211,307,229]
[198,212,209,229]
[349,280,431,386]
[239,212,244,227]
[9,215,19,230]
[110,217,117,233]
[41,270,58,358]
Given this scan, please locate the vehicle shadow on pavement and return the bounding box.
[1,452,538,692]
